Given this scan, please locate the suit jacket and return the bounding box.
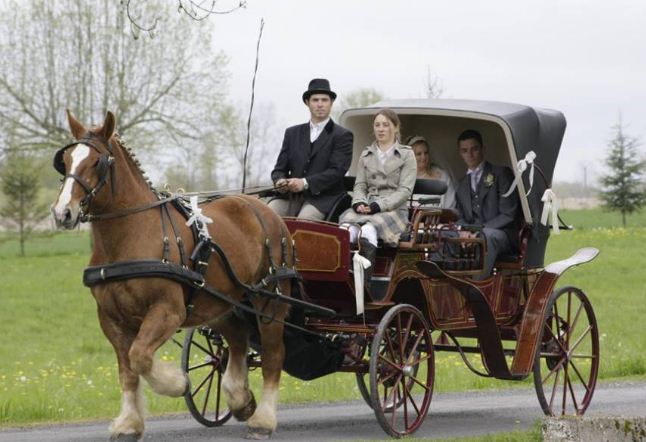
[455,161,521,248]
[271,120,353,214]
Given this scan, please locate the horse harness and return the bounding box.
[55,136,333,332]
[54,136,116,215]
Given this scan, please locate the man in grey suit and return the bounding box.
[454,129,521,278]
[270,78,353,220]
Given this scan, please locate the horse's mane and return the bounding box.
[112,132,158,195]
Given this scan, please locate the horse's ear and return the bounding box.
[98,111,116,140]
[66,109,86,139]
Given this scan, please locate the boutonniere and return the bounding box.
[484,173,495,187]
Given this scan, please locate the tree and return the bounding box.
[0,154,49,256]
[0,0,229,165]
[424,66,444,99]
[123,0,246,36]
[333,88,385,120]
[599,120,646,227]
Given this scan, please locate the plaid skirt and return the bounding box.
[338,208,409,247]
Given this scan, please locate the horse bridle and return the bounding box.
[53,135,116,213]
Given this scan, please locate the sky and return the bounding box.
[206,0,646,183]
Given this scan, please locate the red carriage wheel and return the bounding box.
[357,341,420,412]
[182,327,233,427]
[533,286,600,416]
[369,304,434,437]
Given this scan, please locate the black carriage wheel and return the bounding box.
[533,286,600,416]
[369,304,434,437]
[356,371,373,409]
[182,327,233,427]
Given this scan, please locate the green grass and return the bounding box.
[0,208,645,426]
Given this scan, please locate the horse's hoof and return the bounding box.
[245,427,272,440]
[232,391,256,421]
[109,433,141,442]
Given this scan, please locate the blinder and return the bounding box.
[96,154,111,178]
[53,146,68,175]
[53,136,117,212]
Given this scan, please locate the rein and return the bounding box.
[81,197,177,222]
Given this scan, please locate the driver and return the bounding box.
[269,78,353,220]
[454,129,521,278]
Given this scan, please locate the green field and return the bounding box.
[1,208,645,426]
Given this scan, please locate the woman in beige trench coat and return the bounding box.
[339,108,417,288]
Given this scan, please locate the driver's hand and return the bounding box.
[275,179,288,193]
[287,178,305,193]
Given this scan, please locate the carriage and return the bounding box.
[180,99,600,437]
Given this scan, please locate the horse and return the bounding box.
[51,110,293,441]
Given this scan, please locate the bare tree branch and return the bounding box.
[124,0,246,36]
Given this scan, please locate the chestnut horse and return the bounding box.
[51,110,292,441]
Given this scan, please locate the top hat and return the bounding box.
[302,78,337,103]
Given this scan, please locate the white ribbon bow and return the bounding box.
[352,252,372,315]
[185,195,213,239]
[503,151,536,197]
[540,189,560,234]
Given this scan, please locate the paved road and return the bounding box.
[1,381,644,441]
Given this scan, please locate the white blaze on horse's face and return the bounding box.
[52,144,91,229]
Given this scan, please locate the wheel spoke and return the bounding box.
[205,334,215,356]
[567,301,585,342]
[548,368,561,410]
[191,340,215,357]
[568,325,593,355]
[408,373,430,391]
[378,353,402,372]
[561,363,569,415]
[566,291,572,342]
[390,381,401,428]
[541,355,566,386]
[401,313,415,357]
[402,377,409,430]
[191,368,215,398]
[215,369,223,419]
[385,329,400,366]
[568,359,591,394]
[404,381,421,415]
[201,367,215,416]
[414,353,433,364]
[545,325,569,355]
[384,372,403,409]
[407,332,424,362]
[566,374,581,414]
[188,360,215,372]
[571,354,596,359]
